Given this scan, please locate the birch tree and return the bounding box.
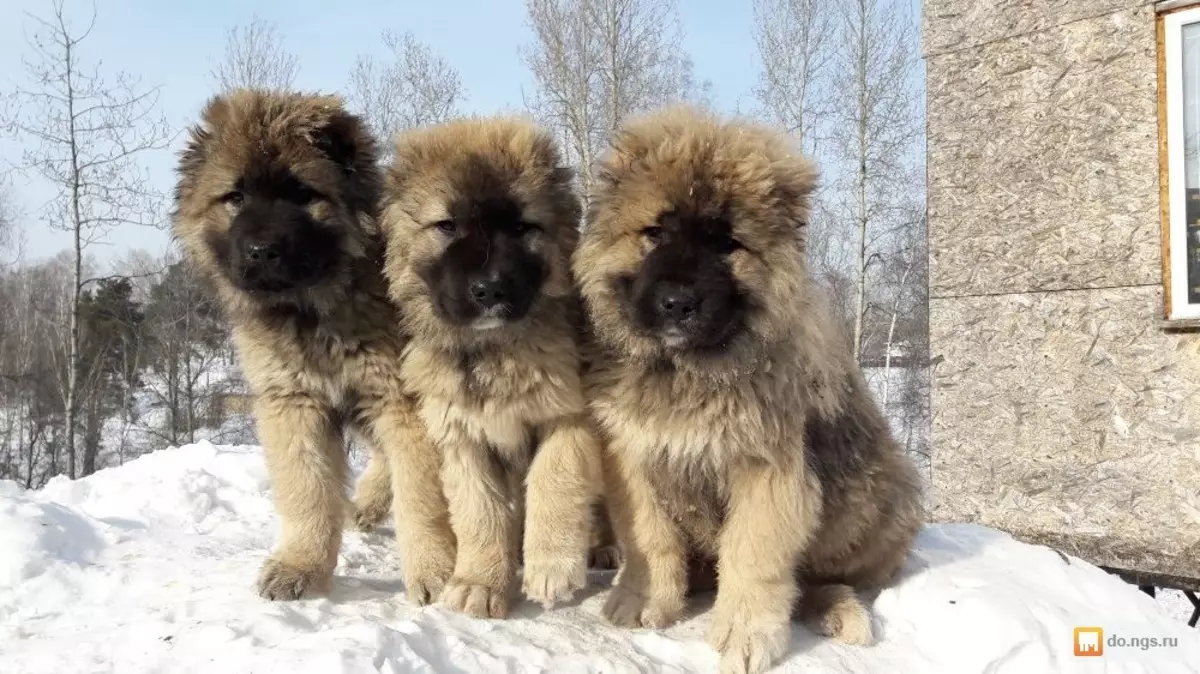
[752,0,854,325]
[832,0,921,362]
[0,198,23,273]
[1,0,172,478]
[521,0,704,200]
[211,16,299,93]
[141,257,228,447]
[345,31,463,157]
[752,0,835,155]
[0,188,13,261]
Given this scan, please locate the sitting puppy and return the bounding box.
[379,115,604,618]
[574,106,924,674]
[172,90,455,604]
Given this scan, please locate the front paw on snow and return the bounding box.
[440,579,510,618]
[602,583,682,629]
[522,555,587,607]
[709,613,789,674]
[256,557,331,601]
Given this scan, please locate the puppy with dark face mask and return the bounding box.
[575,106,924,674]
[380,115,606,618]
[172,89,455,605]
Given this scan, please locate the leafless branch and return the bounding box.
[752,0,836,155]
[830,0,922,363]
[344,31,463,156]
[0,0,173,479]
[210,16,299,93]
[521,0,706,202]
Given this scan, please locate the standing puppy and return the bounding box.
[575,107,924,674]
[380,116,603,618]
[172,90,456,604]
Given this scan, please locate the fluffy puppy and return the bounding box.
[574,106,924,674]
[380,116,603,618]
[172,89,455,604]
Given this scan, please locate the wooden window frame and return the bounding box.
[1160,6,1200,323]
[1160,1,1200,13]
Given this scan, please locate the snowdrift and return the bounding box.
[1,442,1196,673]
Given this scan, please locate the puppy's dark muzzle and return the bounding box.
[469,274,512,311]
[654,283,701,328]
[234,236,307,292]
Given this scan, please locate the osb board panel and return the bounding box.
[923,0,1151,57]
[930,286,1200,580]
[927,5,1161,297]
[1021,530,1200,588]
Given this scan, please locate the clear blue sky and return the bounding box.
[0,0,921,266]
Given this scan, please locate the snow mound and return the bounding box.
[1,443,1196,673]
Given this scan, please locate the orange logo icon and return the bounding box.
[1074,627,1104,657]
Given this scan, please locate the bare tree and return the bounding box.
[832,0,921,362]
[139,252,229,448]
[521,0,705,200]
[0,179,30,270]
[0,187,13,260]
[0,255,74,487]
[345,31,463,155]
[752,0,835,155]
[522,0,603,197]
[1,0,172,479]
[211,16,299,93]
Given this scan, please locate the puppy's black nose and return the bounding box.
[470,276,508,308]
[656,284,699,322]
[244,242,282,266]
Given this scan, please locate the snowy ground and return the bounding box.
[1,443,1198,673]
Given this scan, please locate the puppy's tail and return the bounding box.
[797,583,874,646]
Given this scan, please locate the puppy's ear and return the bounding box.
[179,94,232,171]
[312,110,378,176]
[384,128,431,200]
[178,123,211,182]
[175,94,232,204]
[199,94,233,129]
[303,97,381,215]
[552,166,576,190]
[770,154,819,230]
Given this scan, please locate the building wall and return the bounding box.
[925,0,1200,582]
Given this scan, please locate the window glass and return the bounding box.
[1183,22,1200,303]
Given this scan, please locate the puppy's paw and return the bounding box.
[401,540,456,606]
[798,584,873,646]
[810,598,873,646]
[352,503,389,532]
[523,555,587,608]
[403,562,452,607]
[256,557,331,601]
[709,610,789,674]
[588,544,623,570]
[602,583,683,629]
[440,580,510,619]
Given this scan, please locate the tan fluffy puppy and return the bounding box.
[574,106,924,674]
[380,116,603,618]
[172,89,455,604]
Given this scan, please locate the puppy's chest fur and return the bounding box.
[234,294,407,424]
[403,335,585,466]
[589,359,811,550]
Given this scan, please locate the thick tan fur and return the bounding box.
[574,106,924,674]
[380,116,605,617]
[172,89,455,605]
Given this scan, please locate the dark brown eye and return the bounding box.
[293,185,320,205]
[220,191,244,207]
[434,219,457,235]
[642,226,664,243]
[514,221,540,236]
[717,235,744,255]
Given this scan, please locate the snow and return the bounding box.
[1,443,1198,673]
